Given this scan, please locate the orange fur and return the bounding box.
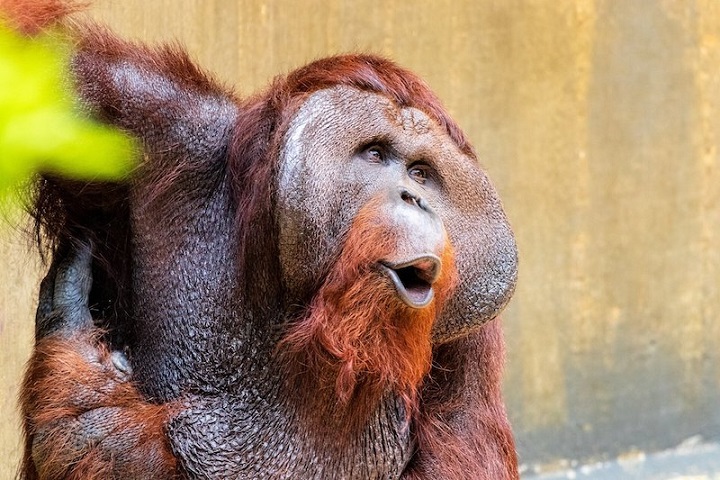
[8,0,517,475]
[0,0,85,35]
[20,330,178,480]
[403,320,519,479]
[280,195,457,421]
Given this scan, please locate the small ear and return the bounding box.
[70,23,239,172]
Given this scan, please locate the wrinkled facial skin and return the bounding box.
[277,86,518,342]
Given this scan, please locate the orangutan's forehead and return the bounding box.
[279,85,470,175]
[293,86,439,140]
[279,85,473,195]
[395,107,431,136]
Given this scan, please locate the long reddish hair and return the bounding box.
[10,2,518,477]
[278,195,458,434]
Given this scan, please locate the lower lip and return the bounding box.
[378,265,435,309]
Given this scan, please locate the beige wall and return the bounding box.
[0,227,40,479]
[1,0,719,476]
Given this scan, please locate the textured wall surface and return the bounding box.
[1,0,719,477]
[0,227,40,479]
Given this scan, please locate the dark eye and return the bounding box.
[408,164,429,184]
[362,145,385,164]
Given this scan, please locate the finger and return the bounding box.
[52,241,94,334]
[35,263,58,338]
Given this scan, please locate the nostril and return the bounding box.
[400,189,420,208]
[400,188,431,212]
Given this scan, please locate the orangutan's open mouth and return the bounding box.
[379,255,441,308]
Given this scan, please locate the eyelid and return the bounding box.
[408,165,427,184]
[367,146,384,163]
[408,161,429,173]
[368,145,384,155]
[358,141,391,164]
[407,161,440,187]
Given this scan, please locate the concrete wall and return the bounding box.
[1,0,719,476]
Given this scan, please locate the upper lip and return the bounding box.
[379,254,441,308]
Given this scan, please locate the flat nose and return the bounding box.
[399,188,431,212]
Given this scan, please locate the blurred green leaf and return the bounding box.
[0,21,136,203]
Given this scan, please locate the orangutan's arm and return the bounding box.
[20,243,178,480]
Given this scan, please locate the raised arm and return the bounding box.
[69,24,238,169]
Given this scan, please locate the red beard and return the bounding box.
[279,197,457,422]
